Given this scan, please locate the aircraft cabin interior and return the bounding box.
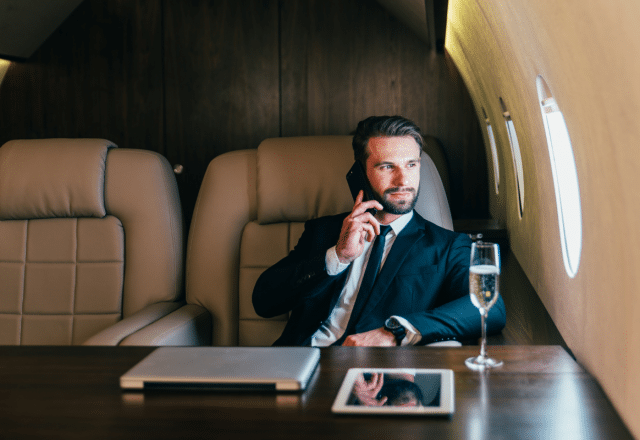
[0,0,638,438]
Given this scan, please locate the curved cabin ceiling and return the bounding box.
[0,0,83,60]
[0,59,9,87]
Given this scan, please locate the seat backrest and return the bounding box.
[0,139,183,345]
[186,136,452,346]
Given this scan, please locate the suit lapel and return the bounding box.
[358,215,425,319]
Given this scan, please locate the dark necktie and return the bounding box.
[340,224,393,340]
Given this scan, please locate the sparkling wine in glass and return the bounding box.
[465,241,503,370]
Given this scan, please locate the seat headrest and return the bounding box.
[0,139,116,220]
[257,136,354,224]
[255,135,453,230]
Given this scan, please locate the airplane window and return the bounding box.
[536,76,582,277]
[485,119,500,194]
[500,98,525,217]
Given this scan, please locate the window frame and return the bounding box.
[500,98,525,218]
[482,108,500,195]
[536,75,583,277]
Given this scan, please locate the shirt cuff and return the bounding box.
[392,315,422,346]
[325,246,350,276]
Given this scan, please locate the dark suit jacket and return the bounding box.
[252,211,506,346]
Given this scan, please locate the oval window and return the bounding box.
[482,108,500,194]
[500,98,525,218]
[536,75,582,277]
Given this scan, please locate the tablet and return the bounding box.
[331,368,454,416]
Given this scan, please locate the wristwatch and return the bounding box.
[384,317,407,346]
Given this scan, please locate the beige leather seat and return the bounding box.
[0,138,202,345]
[166,135,453,346]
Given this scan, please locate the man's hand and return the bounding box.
[342,327,396,346]
[335,190,383,264]
[353,372,387,406]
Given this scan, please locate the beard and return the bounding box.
[373,186,419,215]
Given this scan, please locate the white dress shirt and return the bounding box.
[311,211,422,346]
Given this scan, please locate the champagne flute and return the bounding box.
[465,241,503,370]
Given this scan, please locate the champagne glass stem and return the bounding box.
[479,309,487,360]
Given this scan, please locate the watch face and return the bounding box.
[384,318,406,346]
[386,317,401,330]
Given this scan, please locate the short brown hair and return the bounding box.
[352,116,424,165]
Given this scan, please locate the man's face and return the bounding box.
[365,136,421,215]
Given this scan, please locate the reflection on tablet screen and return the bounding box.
[346,372,441,407]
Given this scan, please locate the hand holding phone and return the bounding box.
[336,162,383,264]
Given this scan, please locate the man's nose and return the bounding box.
[392,168,409,186]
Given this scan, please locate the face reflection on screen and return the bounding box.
[347,372,441,407]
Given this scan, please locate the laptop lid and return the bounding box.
[120,347,320,392]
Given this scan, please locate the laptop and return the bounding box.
[120,346,320,392]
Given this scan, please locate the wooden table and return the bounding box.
[0,346,632,439]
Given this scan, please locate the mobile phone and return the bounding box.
[346,161,378,216]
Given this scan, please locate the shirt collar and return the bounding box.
[383,210,413,236]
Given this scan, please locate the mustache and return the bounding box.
[384,187,416,196]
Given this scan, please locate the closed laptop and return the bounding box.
[120,347,320,392]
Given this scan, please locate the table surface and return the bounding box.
[0,345,632,440]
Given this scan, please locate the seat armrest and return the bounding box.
[119,304,212,346]
[82,301,183,346]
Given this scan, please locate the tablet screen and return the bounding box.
[331,368,454,415]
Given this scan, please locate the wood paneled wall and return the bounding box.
[0,0,486,224]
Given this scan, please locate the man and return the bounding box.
[252,115,506,346]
